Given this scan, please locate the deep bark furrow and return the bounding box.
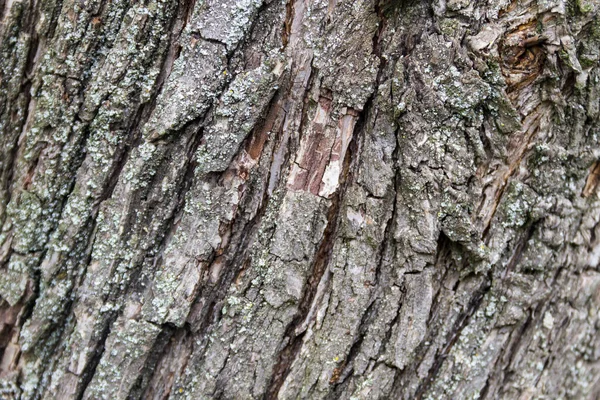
[266,106,361,398]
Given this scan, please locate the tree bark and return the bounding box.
[0,0,599,398]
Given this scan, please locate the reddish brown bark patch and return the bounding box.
[287,100,358,198]
[582,161,600,197]
[499,20,546,96]
[287,94,335,195]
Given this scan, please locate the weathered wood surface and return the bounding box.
[1,0,599,398]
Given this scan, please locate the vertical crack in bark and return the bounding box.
[478,310,533,399]
[481,19,548,239]
[184,92,286,337]
[501,220,538,278]
[413,275,492,400]
[13,1,200,394]
[481,105,545,239]
[333,196,398,388]
[266,2,389,391]
[331,117,401,392]
[423,232,453,327]
[496,308,536,398]
[2,0,42,225]
[387,232,451,397]
[373,0,387,63]
[142,324,194,400]
[265,160,348,399]
[2,0,193,391]
[333,296,379,388]
[1,0,598,397]
[72,120,205,400]
[266,93,372,400]
[2,0,202,395]
[281,0,294,49]
[95,0,197,210]
[125,323,178,400]
[81,2,284,395]
[478,226,544,399]
[73,311,119,400]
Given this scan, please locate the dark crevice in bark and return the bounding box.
[481,119,541,241]
[334,212,398,388]
[181,0,197,27]
[29,9,204,389]
[184,122,284,338]
[314,5,399,394]
[413,274,492,399]
[21,0,39,76]
[125,323,177,400]
[189,32,228,48]
[90,0,222,295]
[1,0,598,397]
[115,124,206,307]
[373,1,388,61]
[12,0,156,298]
[494,308,534,399]
[264,164,341,399]
[502,219,538,278]
[265,89,374,400]
[281,0,294,48]
[150,0,283,335]
[331,119,401,394]
[133,5,288,390]
[40,0,65,40]
[74,310,120,400]
[332,297,379,390]
[27,230,98,398]
[477,122,494,160]
[144,324,194,400]
[388,231,452,396]
[95,0,194,210]
[71,120,202,387]
[260,14,396,385]
[11,226,92,398]
[533,353,553,387]
[379,294,403,358]
[1,94,25,213]
[425,232,453,327]
[232,0,273,59]
[477,307,534,399]
[2,0,40,216]
[160,124,205,233]
[16,1,198,391]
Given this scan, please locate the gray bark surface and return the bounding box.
[1,0,600,398]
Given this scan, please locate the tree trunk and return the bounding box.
[0,0,599,398]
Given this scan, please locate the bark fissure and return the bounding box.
[413,276,492,399]
[266,138,355,399]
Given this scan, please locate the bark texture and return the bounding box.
[1,0,600,398]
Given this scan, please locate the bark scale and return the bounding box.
[0,0,599,398]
